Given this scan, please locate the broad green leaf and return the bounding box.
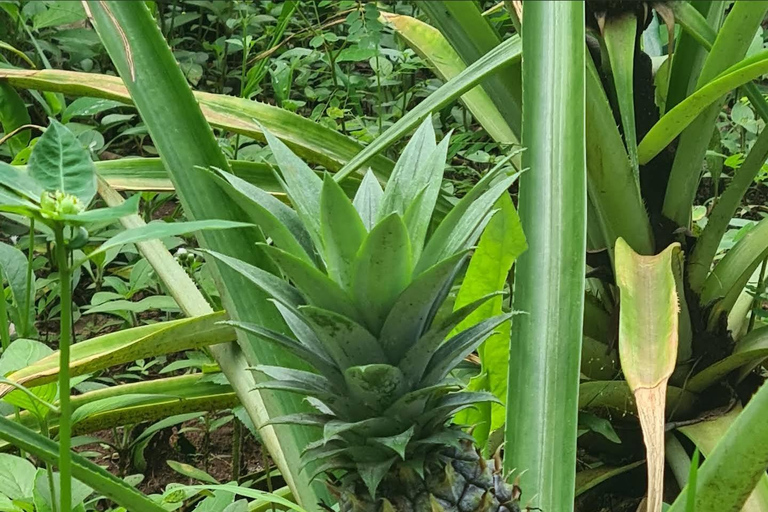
[688,325,768,392]
[32,1,85,29]
[380,11,516,144]
[28,118,96,203]
[352,214,412,334]
[352,170,383,231]
[71,393,177,425]
[670,399,768,512]
[320,174,366,290]
[0,454,36,500]
[87,220,252,261]
[0,313,233,397]
[0,242,33,333]
[62,97,125,123]
[504,5,586,512]
[0,415,167,511]
[176,485,303,512]
[33,469,93,512]
[0,162,44,201]
[616,239,682,512]
[451,194,525,439]
[0,82,30,157]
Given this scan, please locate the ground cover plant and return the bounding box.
[0,1,767,512]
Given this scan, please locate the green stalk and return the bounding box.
[40,416,58,512]
[504,3,586,511]
[0,267,10,351]
[23,218,35,337]
[53,226,72,512]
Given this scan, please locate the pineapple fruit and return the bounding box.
[207,119,522,512]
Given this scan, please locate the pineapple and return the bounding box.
[207,119,522,512]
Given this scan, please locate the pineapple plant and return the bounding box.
[206,119,522,512]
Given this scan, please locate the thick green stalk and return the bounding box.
[504,3,586,511]
[53,227,72,512]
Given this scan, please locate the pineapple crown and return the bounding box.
[206,118,520,497]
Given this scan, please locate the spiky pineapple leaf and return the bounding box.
[403,135,451,262]
[370,426,415,460]
[222,320,339,379]
[416,168,520,274]
[263,128,323,247]
[203,250,305,307]
[299,306,386,368]
[419,392,501,429]
[262,245,360,321]
[320,174,366,290]
[213,168,316,265]
[250,365,338,393]
[344,364,407,412]
[271,301,334,365]
[352,213,413,334]
[263,413,334,428]
[353,170,384,231]
[379,251,468,363]
[422,313,516,386]
[398,293,503,384]
[323,417,399,444]
[379,117,437,220]
[252,380,344,408]
[358,457,397,499]
[410,428,475,450]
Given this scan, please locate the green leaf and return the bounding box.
[352,170,383,231]
[379,251,467,363]
[320,174,366,290]
[32,1,85,30]
[504,4,586,512]
[380,11,517,144]
[371,426,414,460]
[451,194,525,435]
[352,214,412,334]
[71,393,177,425]
[263,245,360,321]
[0,415,167,511]
[578,412,621,444]
[357,457,396,499]
[334,35,522,182]
[62,97,125,123]
[575,461,645,497]
[0,454,36,500]
[167,461,219,485]
[28,118,96,203]
[300,306,386,369]
[0,162,44,201]
[33,469,93,512]
[416,0,521,138]
[616,239,682,512]
[687,325,768,392]
[603,13,639,178]
[0,82,31,157]
[344,364,406,412]
[0,241,34,332]
[87,220,252,261]
[214,168,315,265]
[263,129,323,248]
[670,400,768,512]
[59,193,139,225]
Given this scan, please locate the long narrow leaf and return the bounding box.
[504,4,586,512]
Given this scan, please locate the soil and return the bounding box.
[75,414,270,495]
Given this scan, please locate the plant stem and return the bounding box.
[748,256,768,332]
[40,416,59,512]
[231,417,242,482]
[0,268,10,351]
[53,226,72,512]
[23,218,35,337]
